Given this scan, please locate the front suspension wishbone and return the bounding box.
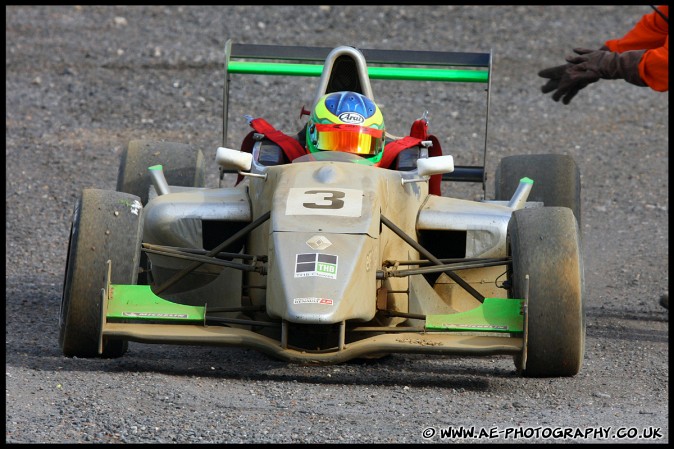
[380,214,486,303]
[153,210,271,294]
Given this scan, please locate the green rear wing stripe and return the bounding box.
[227,43,490,84]
[228,61,488,83]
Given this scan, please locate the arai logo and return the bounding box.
[338,112,365,124]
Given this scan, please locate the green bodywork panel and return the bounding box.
[107,285,205,323]
[425,298,524,333]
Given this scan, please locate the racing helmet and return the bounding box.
[306,91,385,163]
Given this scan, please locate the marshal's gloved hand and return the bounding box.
[539,47,646,104]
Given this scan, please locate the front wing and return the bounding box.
[99,262,528,365]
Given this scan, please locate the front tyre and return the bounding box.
[59,189,144,358]
[508,207,585,377]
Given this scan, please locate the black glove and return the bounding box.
[565,47,646,84]
[539,48,646,105]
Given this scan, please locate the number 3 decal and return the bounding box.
[302,190,345,209]
[286,188,363,217]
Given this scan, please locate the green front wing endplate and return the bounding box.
[107,284,205,323]
[425,297,524,333]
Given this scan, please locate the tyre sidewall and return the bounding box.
[59,189,143,358]
[508,207,585,377]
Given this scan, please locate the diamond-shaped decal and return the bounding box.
[306,235,332,250]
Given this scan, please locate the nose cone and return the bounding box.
[266,231,378,324]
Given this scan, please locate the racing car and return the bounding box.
[59,42,585,377]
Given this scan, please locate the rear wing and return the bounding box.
[222,40,492,191]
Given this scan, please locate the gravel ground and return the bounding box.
[6,5,668,444]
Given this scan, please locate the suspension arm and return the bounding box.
[380,214,486,303]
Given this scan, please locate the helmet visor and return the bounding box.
[313,123,384,156]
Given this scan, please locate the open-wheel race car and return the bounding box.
[59,41,585,377]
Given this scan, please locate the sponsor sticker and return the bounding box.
[306,235,332,250]
[292,297,334,305]
[122,312,189,318]
[338,112,365,124]
[130,199,142,216]
[441,323,508,330]
[117,198,143,215]
[295,253,338,279]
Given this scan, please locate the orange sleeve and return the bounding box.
[604,6,668,52]
[604,6,669,92]
[639,36,668,92]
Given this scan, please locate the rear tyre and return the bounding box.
[495,154,581,225]
[59,189,144,358]
[116,140,205,284]
[116,139,206,205]
[507,207,585,377]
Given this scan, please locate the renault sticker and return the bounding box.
[306,235,332,250]
[292,297,334,305]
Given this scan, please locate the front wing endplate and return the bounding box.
[106,284,205,323]
[425,298,524,333]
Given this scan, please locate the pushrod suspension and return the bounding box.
[380,214,485,303]
[154,211,271,294]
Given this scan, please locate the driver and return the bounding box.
[239,90,443,194]
[305,91,386,164]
